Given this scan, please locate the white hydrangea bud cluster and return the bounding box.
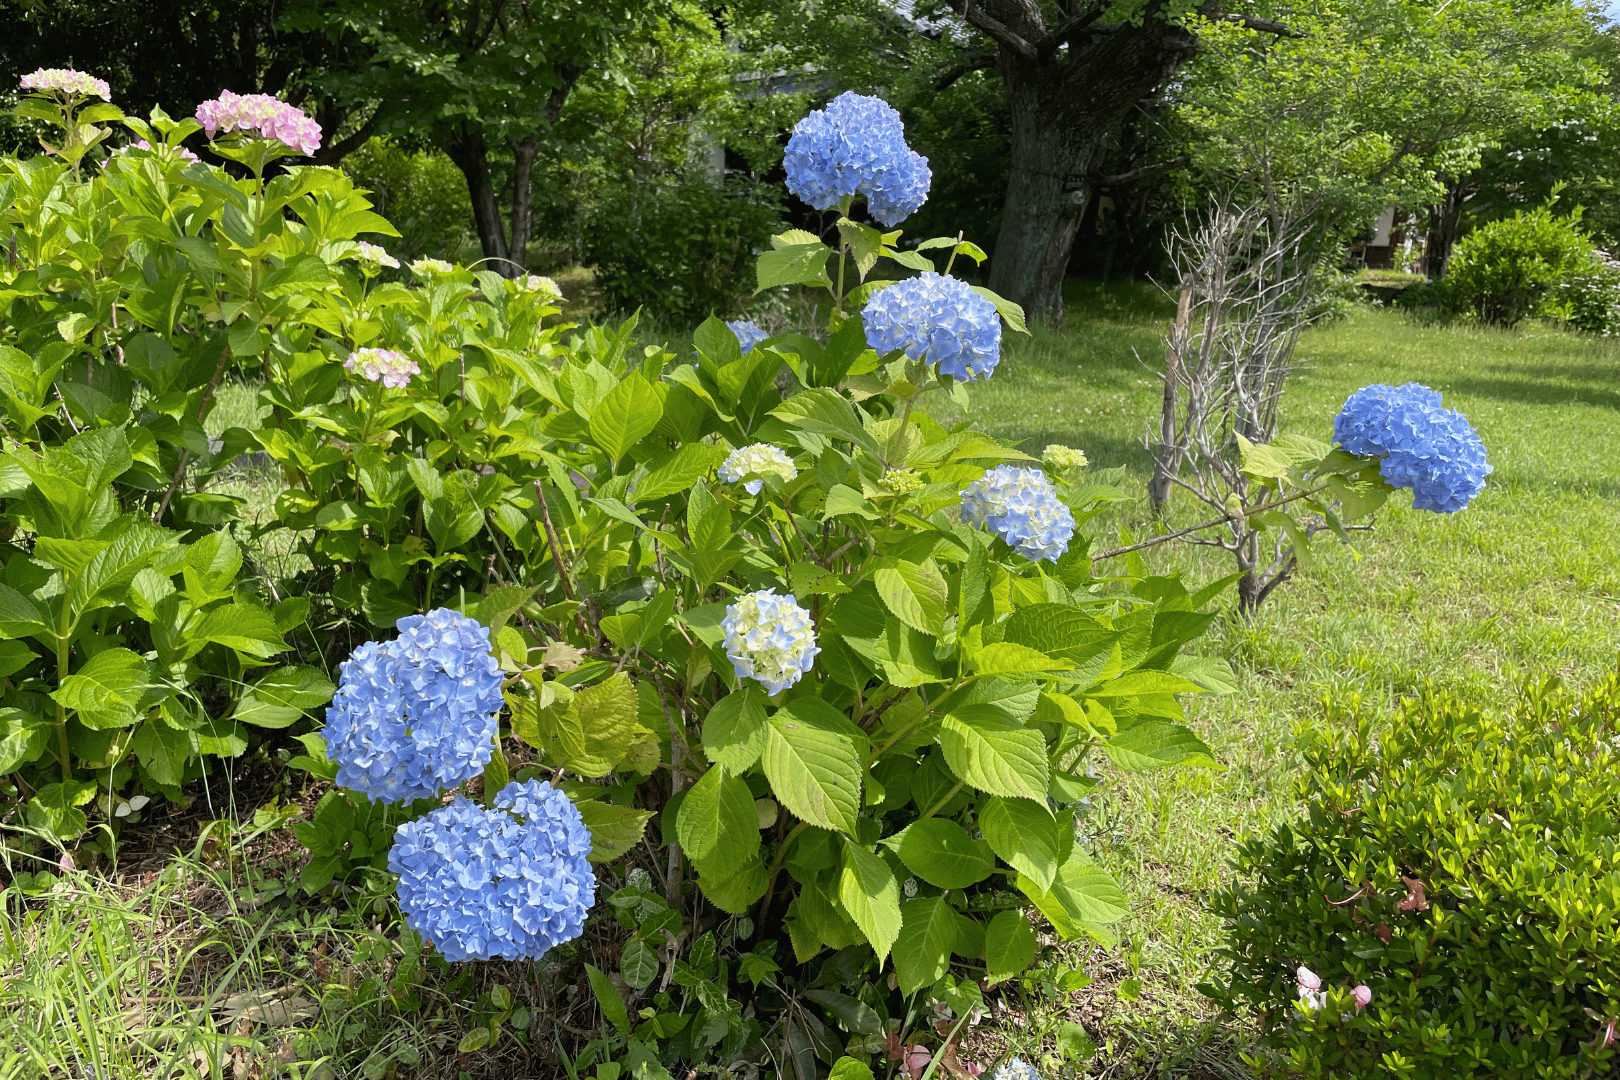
[721,589,820,695]
[718,443,797,495]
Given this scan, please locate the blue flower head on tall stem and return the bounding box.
[863,272,1002,381]
[1333,382,1492,512]
[960,465,1075,562]
[388,780,596,961]
[784,92,931,227]
[325,608,505,803]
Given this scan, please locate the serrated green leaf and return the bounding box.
[985,909,1039,983]
[637,444,728,504]
[576,800,654,862]
[235,666,336,729]
[1104,719,1220,771]
[893,896,959,995]
[838,839,901,961]
[968,641,1067,676]
[763,697,863,834]
[874,559,947,637]
[588,373,664,461]
[895,818,996,889]
[703,686,768,772]
[677,764,760,879]
[52,648,149,730]
[978,795,1059,891]
[837,219,884,280]
[937,708,1049,803]
[1016,856,1130,939]
[756,242,833,292]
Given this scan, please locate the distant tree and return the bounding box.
[284,0,670,276]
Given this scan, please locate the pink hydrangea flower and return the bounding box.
[353,241,400,270]
[130,140,200,164]
[958,1059,985,1077]
[19,68,110,100]
[195,90,321,155]
[345,348,419,389]
[1352,984,1372,1009]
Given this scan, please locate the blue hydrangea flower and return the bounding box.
[784,92,932,226]
[388,779,596,962]
[727,319,769,355]
[722,589,820,695]
[864,272,1001,381]
[325,608,505,803]
[1332,382,1492,513]
[994,1059,1046,1080]
[960,465,1076,562]
[719,443,797,495]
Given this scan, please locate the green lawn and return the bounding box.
[943,281,1620,1074]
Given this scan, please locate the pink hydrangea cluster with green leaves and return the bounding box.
[19,68,110,100]
[195,90,321,155]
[345,348,419,389]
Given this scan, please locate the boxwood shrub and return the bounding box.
[1205,672,1620,1078]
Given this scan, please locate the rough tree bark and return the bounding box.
[944,2,1294,326]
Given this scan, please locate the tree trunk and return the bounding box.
[978,10,1200,326]
[506,134,540,275]
[444,124,510,270]
[1425,180,1468,278]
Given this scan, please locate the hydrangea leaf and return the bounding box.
[985,910,1040,983]
[696,856,769,915]
[838,839,902,961]
[677,764,761,880]
[894,818,996,889]
[978,795,1059,891]
[51,647,150,730]
[874,559,948,637]
[893,896,959,995]
[702,686,768,772]
[755,242,833,292]
[556,671,650,778]
[938,706,1049,803]
[587,372,664,462]
[1103,719,1220,771]
[762,697,864,834]
[236,665,338,729]
[576,800,654,862]
[1016,856,1129,940]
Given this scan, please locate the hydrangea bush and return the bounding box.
[1,75,1493,1077]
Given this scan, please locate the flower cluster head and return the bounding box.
[993,1059,1045,1080]
[1044,444,1089,470]
[126,139,200,164]
[388,779,596,961]
[863,272,1001,381]
[880,468,924,496]
[727,319,769,355]
[325,608,505,803]
[719,443,797,495]
[722,589,820,695]
[345,347,419,389]
[960,466,1075,562]
[784,91,931,226]
[353,241,400,270]
[19,68,110,100]
[1333,382,1491,512]
[195,90,321,155]
[518,274,562,298]
[411,257,455,278]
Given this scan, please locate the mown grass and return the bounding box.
[942,280,1620,1075]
